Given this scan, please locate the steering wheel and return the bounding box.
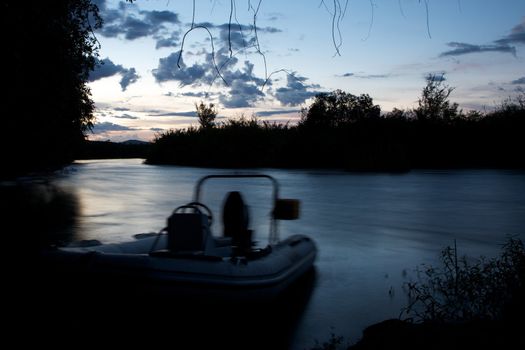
[174,201,213,226]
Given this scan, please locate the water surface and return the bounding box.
[52,159,525,347]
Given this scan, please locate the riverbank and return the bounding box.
[349,318,523,349]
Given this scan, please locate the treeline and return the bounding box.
[77,140,151,159]
[147,77,525,171]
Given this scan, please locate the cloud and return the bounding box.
[113,113,138,119]
[440,42,516,57]
[91,122,134,133]
[495,17,525,45]
[151,111,196,117]
[440,18,524,58]
[97,1,180,41]
[89,58,140,91]
[273,73,322,106]
[149,127,165,132]
[142,10,179,26]
[425,72,447,82]
[151,22,317,109]
[337,72,389,79]
[219,79,265,108]
[113,107,130,111]
[511,77,525,85]
[180,91,209,98]
[155,32,180,49]
[152,51,210,86]
[217,61,267,108]
[255,109,301,117]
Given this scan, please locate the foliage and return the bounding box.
[415,74,460,122]
[196,101,217,129]
[300,90,381,127]
[401,238,525,323]
[3,1,101,177]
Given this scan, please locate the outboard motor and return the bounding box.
[222,191,252,254]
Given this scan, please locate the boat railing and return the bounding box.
[193,174,282,244]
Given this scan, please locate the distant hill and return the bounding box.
[120,139,150,145]
[77,140,151,160]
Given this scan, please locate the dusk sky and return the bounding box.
[88,0,525,141]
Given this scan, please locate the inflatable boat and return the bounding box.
[41,174,317,301]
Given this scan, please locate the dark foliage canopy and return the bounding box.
[300,90,381,128]
[2,0,101,177]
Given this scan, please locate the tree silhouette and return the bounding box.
[415,74,459,122]
[196,101,218,129]
[300,90,380,127]
[3,0,101,177]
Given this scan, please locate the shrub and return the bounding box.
[401,238,525,323]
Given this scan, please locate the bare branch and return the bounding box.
[177,25,228,86]
[362,0,374,41]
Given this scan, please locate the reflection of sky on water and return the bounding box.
[53,159,525,348]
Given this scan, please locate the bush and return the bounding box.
[401,238,525,323]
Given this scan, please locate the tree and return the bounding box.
[196,101,217,129]
[3,0,101,177]
[300,90,381,127]
[415,74,459,122]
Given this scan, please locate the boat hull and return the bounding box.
[41,234,317,302]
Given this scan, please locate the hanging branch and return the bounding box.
[421,0,432,38]
[249,0,268,82]
[177,25,228,86]
[233,0,248,57]
[362,0,374,41]
[228,0,234,57]
[261,68,295,92]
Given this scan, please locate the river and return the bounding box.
[45,159,525,347]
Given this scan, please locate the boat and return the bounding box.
[41,174,317,301]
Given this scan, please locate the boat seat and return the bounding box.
[167,211,210,252]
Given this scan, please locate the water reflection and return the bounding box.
[1,180,80,248]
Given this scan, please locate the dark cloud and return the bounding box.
[440,18,524,58]
[119,68,139,90]
[256,109,301,117]
[338,72,389,79]
[512,77,525,85]
[92,122,134,133]
[151,22,315,109]
[97,1,180,41]
[218,61,266,108]
[149,127,165,132]
[142,10,179,25]
[273,73,322,106]
[425,73,447,82]
[152,51,211,86]
[151,111,196,117]
[495,18,525,45]
[155,32,180,49]
[219,79,265,108]
[113,107,130,111]
[114,113,138,119]
[89,58,140,91]
[440,42,516,57]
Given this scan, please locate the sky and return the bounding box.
[87,0,525,142]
